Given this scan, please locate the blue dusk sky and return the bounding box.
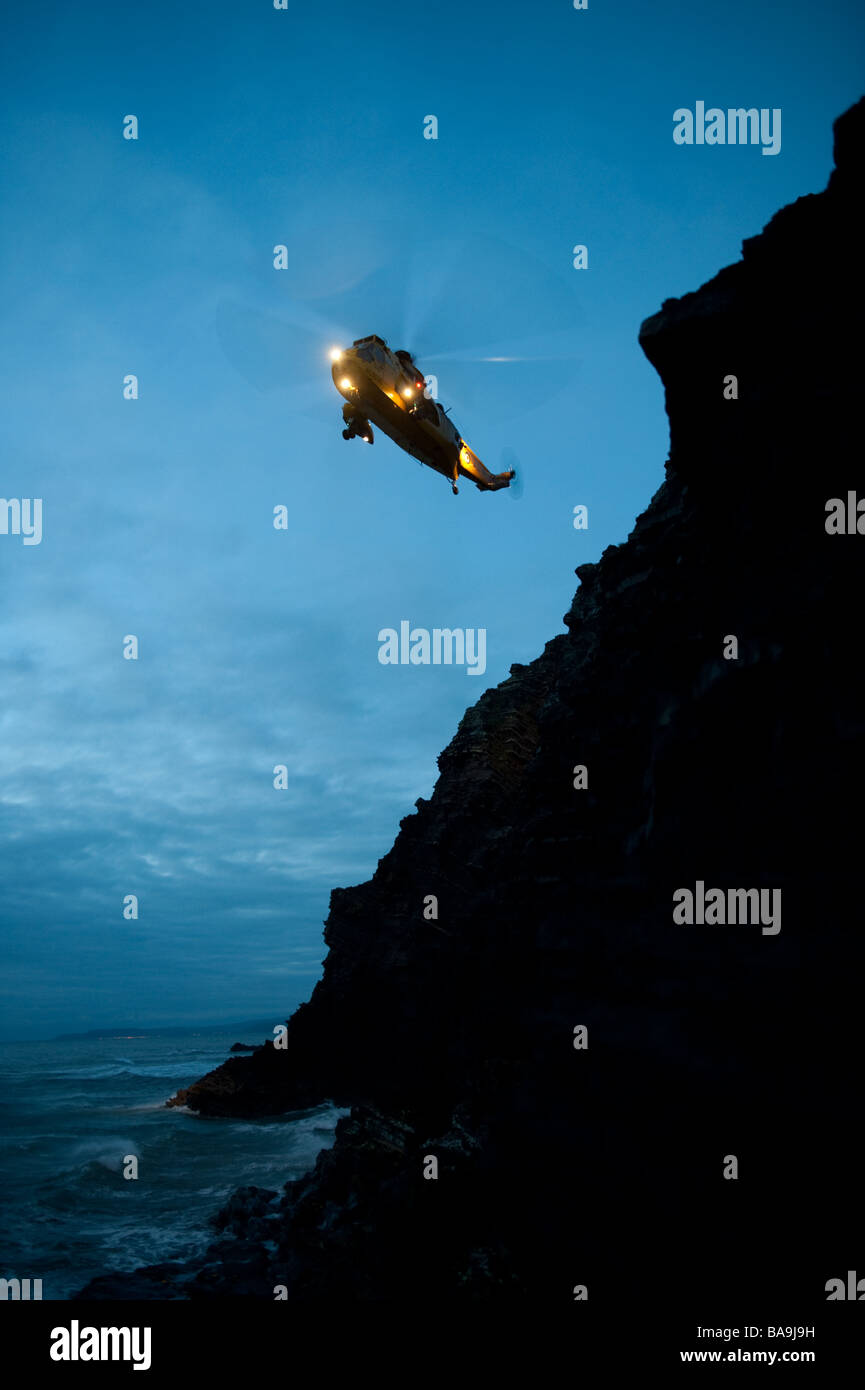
[1,0,862,1039]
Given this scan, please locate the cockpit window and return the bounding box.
[414,396,438,424]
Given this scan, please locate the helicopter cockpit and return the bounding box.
[410,393,438,424]
[355,339,388,366]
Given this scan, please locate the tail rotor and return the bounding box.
[502,447,524,500]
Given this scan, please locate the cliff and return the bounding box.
[84,98,865,1303]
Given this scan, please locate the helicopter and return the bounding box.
[330,335,516,496]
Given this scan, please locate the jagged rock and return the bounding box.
[89,97,864,1303]
[165,1034,326,1116]
[77,1262,193,1301]
[210,1186,279,1237]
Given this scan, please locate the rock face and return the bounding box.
[93,99,864,1302]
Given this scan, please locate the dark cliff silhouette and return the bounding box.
[82,98,864,1304]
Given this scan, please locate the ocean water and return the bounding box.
[0,1030,345,1300]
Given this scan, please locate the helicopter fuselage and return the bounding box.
[331,335,513,494]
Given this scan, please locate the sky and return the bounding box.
[1,0,862,1039]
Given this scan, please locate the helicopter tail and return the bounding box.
[458,442,516,492]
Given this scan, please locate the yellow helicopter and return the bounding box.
[330,335,516,496]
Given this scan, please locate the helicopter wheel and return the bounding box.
[342,428,353,440]
[452,483,459,495]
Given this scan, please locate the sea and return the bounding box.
[0,1026,345,1301]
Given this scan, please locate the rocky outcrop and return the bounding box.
[88,98,864,1303]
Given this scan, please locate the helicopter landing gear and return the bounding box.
[452,483,459,495]
[342,418,374,444]
[451,460,460,495]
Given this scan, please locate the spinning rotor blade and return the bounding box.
[395,238,582,421]
[502,447,524,500]
[213,297,349,416]
[214,225,583,426]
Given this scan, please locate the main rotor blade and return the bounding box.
[397,235,583,358]
[423,352,581,425]
[304,233,583,364]
[213,299,340,421]
[212,227,584,428]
